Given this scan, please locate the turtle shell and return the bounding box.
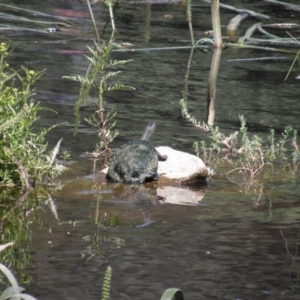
[106,140,159,184]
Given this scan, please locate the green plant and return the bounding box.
[0,263,37,300]
[0,242,37,300]
[64,41,134,159]
[98,266,185,300]
[160,288,184,300]
[63,0,133,173]
[0,43,66,189]
[60,150,71,163]
[194,116,299,179]
[101,266,112,300]
[280,229,300,292]
[179,99,209,132]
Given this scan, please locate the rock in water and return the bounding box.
[156,146,209,183]
[106,140,159,184]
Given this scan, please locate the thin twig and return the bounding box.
[4,146,32,190]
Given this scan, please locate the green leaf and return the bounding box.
[11,294,38,300]
[160,288,184,300]
[85,55,96,65]
[110,59,134,66]
[107,84,135,91]
[62,75,90,84]
[0,264,20,296]
[86,45,97,57]
[104,71,121,80]
[0,287,19,300]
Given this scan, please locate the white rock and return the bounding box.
[156,146,208,183]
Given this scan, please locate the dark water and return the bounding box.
[1,0,300,299]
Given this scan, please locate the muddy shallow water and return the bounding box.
[1,0,300,299]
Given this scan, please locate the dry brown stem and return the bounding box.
[4,146,32,190]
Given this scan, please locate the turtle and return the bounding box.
[106,122,167,184]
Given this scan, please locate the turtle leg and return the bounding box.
[143,172,159,183]
[152,174,159,181]
[156,150,167,161]
[123,174,141,184]
[106,167,122,182]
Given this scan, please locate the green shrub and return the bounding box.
[0,42,65,189]
[195,116,299,179]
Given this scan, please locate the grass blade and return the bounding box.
[0,264,20,296]
[160,288,184,300]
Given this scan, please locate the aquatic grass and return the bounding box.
[0,3,83,22]
[227,13,249,41]
[0,187,65,288]
[0,4,89,36]
[64,41,134,163]
[101,266,112,300]
[211,0,222,48]
[103,0,116,35]
[181,0,300,147]
[112,44,213,52]
[194,116,300,180]
[226,43,299,54]
[235,23,300,52]
[180,1,222,129]
[263,0,300,13]
[64,0,134,169]
[99,266,185,300]
[181,0,300,184]
[199,0,300,54]
[160,288,184,300]
[87,0,101,42]
[186,0,194,46]
[100,265,185,300]
[202,0,270,20]
[206,47,221,126]
[246,38,300,48]
[280,229,300,291]
[224,56,288,63]
[238,23,262,45]
[179,99,209,132]
[0,25,55,34]
[226,21,300,54]
[284,32,300,81]
[0,12,73,27]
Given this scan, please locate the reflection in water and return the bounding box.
[157,185,206,205]
[34,171,300,299]
[29,183,300,299]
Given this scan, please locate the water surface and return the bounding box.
[1,0,300,299]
